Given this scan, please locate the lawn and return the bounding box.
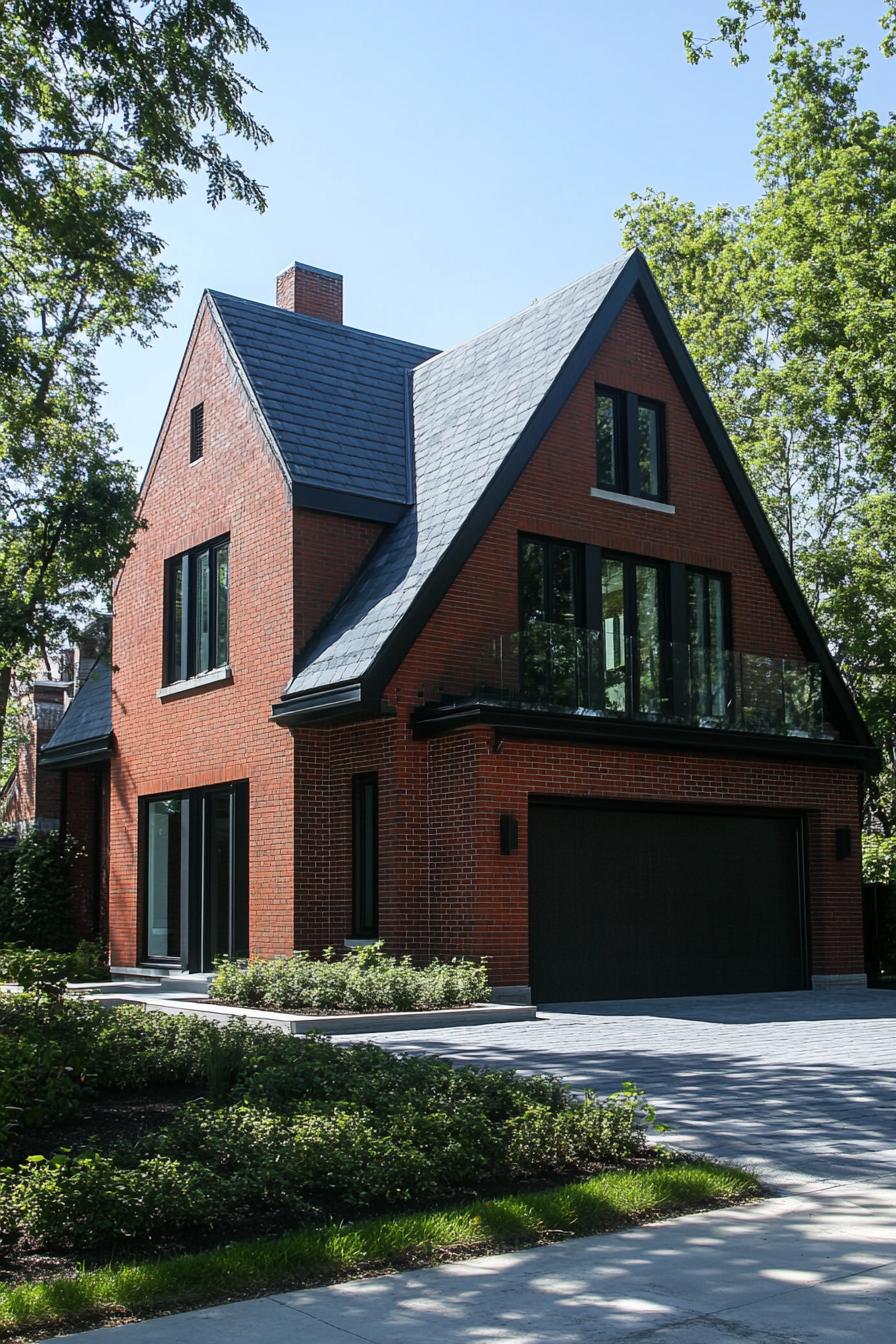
[0,992,760,1340]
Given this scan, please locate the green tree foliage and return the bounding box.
[0,2,269,759]
[618,10,896,848]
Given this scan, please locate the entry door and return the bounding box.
[143,781,248,971]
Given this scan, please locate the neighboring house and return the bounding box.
[5,635,111,940]
[44,252,878,1001]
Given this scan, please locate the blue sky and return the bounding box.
[99,1,893,474]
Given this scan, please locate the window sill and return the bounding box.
[590,487,675,515]
[157,665,232,702]
[344,938,378,948]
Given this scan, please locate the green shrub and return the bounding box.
[0,994,661,1255]
[0,940,109,995]
[210,941,491,1013]
[66,939,110,982]
[0,830,80,951]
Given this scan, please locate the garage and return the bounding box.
[528,802,808,1003]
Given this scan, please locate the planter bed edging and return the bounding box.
[93,995,538,1034]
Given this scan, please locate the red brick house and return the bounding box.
[44,252,878,1001]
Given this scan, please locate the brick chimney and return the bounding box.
[275,261,343,323]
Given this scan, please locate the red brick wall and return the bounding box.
[64,765,108,942]
[293,509,383,651]
[109,302,298,966]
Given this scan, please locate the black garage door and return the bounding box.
[529,803,807,1002]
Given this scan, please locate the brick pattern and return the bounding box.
[109,304,298,966]
[293,509,383,652]
[275,264,343,323]
[64,765,108,942]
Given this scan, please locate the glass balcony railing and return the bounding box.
[461,624,829,739]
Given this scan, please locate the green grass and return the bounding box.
[0,1160,759,1341]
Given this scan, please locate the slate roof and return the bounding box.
[284,252,632,697]
[42,660,113,764]
[208,291,438,507]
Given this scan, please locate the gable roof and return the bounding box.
[208,291,438,523]
[275,249,873,753]
[41,660,114,768]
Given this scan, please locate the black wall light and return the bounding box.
[835,826,852,860]
[499,814,519,855]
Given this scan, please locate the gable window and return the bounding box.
[164,536,229,684]
[599,552,666,717]
[687,568,729,720]
[352,773,378,938]
[519,537,585,706]
[189,403,205,462]
[595,386,666,502]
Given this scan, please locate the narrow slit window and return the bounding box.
[189,403,205,462]
[352,774,378,939]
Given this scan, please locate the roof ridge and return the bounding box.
[206,288,440,358]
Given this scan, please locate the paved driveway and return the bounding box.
[59,989,896,1343]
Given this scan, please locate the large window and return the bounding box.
[142,781,248,971]
[687,569,729,720]
[352,774,378,938]
[599,553,666,717]
[164,536,229,684]
[519,538,585,705]
[595,386,666,502]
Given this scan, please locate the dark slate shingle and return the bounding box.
[209,292,438,505]
[43,660,112,754]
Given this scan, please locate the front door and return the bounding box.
[143,781,248,971]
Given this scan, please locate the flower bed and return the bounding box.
[209,941,491,1013]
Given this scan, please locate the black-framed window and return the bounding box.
[599,551,667,717]
[190,403,205,462]
[519,537,585,705]
[141,780,248,972]
[686,568,730,720]
[164,535,229,684]
[595,385,666,502]
[352,773,378,938]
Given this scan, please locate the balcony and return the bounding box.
[449,624,830,740]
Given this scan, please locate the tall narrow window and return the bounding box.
[599,554,667,717]
[352,774,378,938]
[146,798,183,959]
[596,390,620,489]
[601,557,627,713]
[189,402,205,462]
[164,536,230,684]
[519,537,585,706]
[688,569,728,720]
[637,401,661,498]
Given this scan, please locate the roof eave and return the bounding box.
[40,733,115,770]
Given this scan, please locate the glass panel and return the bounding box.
[549,546,580,704]
[601,557,627,713]
[638,402,660,496]
[636,564,661,716]
[195,549,210,674]
[146,799,182,959]
[171,562,183,682]
[206,791,232,962]
[596,392,617,488]
[353,778,378,937]
[215,543,229,668]
[520,540,546,624]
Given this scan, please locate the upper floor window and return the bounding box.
[189,403,205,463]
[595,386,666,502]
[164,535,229,685]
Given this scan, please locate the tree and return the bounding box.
[617,10,896,850]
[0,2,269,761]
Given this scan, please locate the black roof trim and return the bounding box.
[40,733,115,770]
[271,682,392,727]
[412,700,880,771]
[293,483,408,525]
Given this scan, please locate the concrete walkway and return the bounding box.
[55,989,896,1342]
